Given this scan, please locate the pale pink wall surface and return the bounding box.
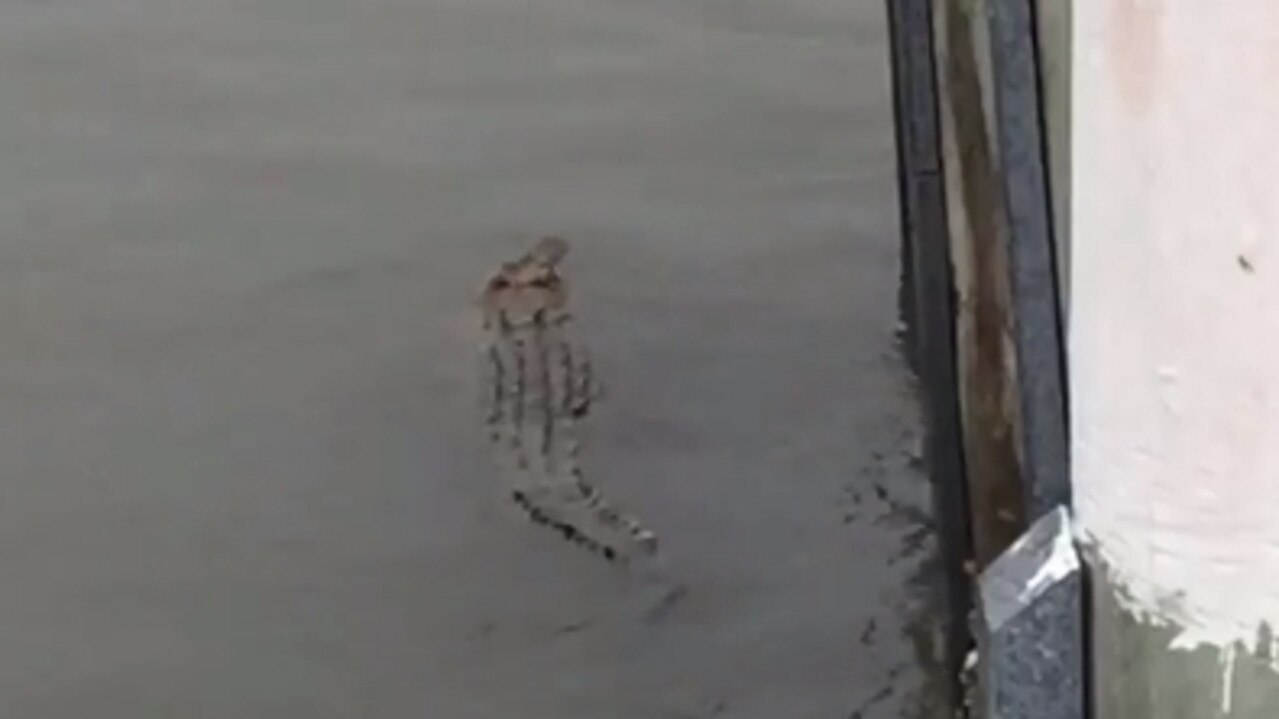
[1072,0,1279,652]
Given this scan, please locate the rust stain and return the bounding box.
[942,1,1028,566]
[1108,0,1166,116]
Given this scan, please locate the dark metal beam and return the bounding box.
[884,0,976,707]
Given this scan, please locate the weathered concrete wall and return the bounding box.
[930,5,1076,708]
[1073,1,1279,715]
[931,0,1026,566]
[927,0,1070,566]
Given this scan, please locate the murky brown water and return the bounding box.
[0,0,942,716]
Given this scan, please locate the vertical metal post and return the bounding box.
[985,0,1070,520]
[884,0,976,707]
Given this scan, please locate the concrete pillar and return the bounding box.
[1072,1,1279,715]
